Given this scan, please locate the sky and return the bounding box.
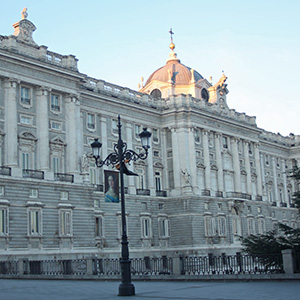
[1,0,299,136]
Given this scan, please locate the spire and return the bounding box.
[167,28,180,63]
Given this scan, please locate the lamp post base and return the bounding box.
[118,283,135,296]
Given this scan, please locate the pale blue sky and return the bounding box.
[1,0,299,136]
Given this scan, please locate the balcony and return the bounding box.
[271,202,277,207]
[256,195,263,201]
[136,189,150,196]
[23,169,44,180]
[227,192,251,200]
[156,190,167,197]
[201,189,211,196]
[0,166,11,176]
[290,203,295,208]
[280,202,287,207]
[94,185,103,192]
[54,173,74,183]
[215,191,223,198]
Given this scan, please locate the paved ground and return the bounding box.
[0,279,299,300]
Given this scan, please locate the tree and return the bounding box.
[291,166,300,213]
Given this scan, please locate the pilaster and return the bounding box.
[202,130,211,190]
[231,137,241,192]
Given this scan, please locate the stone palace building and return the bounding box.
[0,10,299,261]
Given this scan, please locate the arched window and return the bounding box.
[150,89,162,99]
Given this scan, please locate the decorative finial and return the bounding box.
[169,28,175,51]
[21,8,28,20]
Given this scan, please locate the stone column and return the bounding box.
[272,156,279,204]
[36,87,49,171]
[259,153,266,197]
[161,129,168,190]
[171,128,181,192]
[214,133,224,192]
[254,144,263,197]
[202,130,211,191]
[281,159,288,204]
[188,128,198,191]
[4,79,18,167]
[65,95,78,174]
[243,141,252,195]
[231,137,241,192]
[125,122,135,194]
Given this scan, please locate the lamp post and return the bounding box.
[91,115,151,296]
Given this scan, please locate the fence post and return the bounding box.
[86,257,94,276]
[172,255,182,276]
[281,249,295,274]
[18,259,24,275]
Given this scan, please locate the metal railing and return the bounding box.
[54,173,74,183]
[227,192,252,200]
[0,261,18,275]
[136,189,150,196]
[181,254,284,275]
[23,169,44,179]
[0,166,11,176]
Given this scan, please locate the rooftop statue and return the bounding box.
[21,8,28,20]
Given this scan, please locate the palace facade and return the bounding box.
[0,11,299,260]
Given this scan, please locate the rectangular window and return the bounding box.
[51,94,60,112]
[141,217,152,238]
[155,172,161,191]
[159,218,170,238]
[135,124,141,138]
[222,136,228,149]
[89,162,96,185]
[60,210,72,236]
[50,121,62,131]
[28,209,41,235]
[21,86,31,105]
[247,218,255,235]
[194,129,200,143]
[53,157,60,174]
[95,216,104,237]
[87,113,95,130]
[204,216,214,237]
[218,216,226,236]
[60,191,69,200]
[153,150,160,157]
[112,119,118,134]
[0,207,8,235]
[20,115,32,125]
[22,152,29,170]
[30,189,38,198]
[257,218,265,234]
[152,129,159,142]
[248,143,253,155]
[136,169,145,190]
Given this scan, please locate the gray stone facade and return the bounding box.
[0,12,299,261]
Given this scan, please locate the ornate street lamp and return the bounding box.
[91,115,151,296]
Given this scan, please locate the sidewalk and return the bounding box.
[0,279,299,300]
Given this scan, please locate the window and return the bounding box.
[53,157,60,174]
[204,215,214,236]
[20,86,31,106]
[87,113,95,130]
[155,172,162,191]
[28,209,42,235]
[222,136,228,149]
[22,152,29,170]
[141,216,152,238]
[153,150,160,157]
[136,168,145,190]
[95,216,104,237]
[194,129,200,143]
[217,216,226,236]
[20,115,32,125]
[112,119,118,134]
[60,191,69,200]
[158,218,170,238]
[50,94,61,112]
[135,124,141,138]
[89,162,96,185]
[0,186,4,196]
[257,218,266,234]
[248,143,253,155]
[50,121,62,131]
[0,207,8,235]
[247,218,255,235]
[30,189,38,198]
[59,210,72,236]
[265,155,269,166]
[152,129,159,143]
